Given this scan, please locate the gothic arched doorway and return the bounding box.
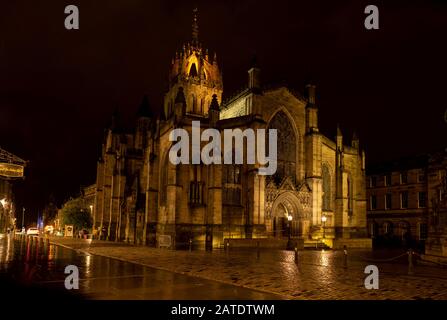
[270,191,307,238]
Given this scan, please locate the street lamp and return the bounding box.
[321,215,327,239]
[287,215,293,241]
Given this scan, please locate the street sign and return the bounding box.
[65,225,74,237]
[0,163,24,178]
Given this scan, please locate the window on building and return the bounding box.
[400,171,408,184]
[189,181,203,204]
[189,165,204,205]
[384,173,392,186]
[385,193,392,210]
[417,173,425,183]
[370,195,377,210]
[418,192,426,208]
[322,165,331,211]
[347,175,353,216]
[419,223,428,240]
[267,111,297,184]
[160,154,169,206]
[400,191,408,209]
[369,176,377,188]
[223,163,242,206]
[369,222,378,238]
[383,221,393,235]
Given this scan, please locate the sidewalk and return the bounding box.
[47,236,447,300]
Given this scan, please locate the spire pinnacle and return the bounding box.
[192,8,199,45]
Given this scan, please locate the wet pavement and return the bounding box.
[3,234,447,300]
[44,236,447,300]
[0,234,282,300]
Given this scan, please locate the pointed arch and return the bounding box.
[189,63,198,77]
[267,109,298,184]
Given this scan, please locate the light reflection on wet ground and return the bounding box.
[0,234,282,300]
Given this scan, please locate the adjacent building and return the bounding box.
[424,150,447,261]
[366,155,429,248]
[367,149,447,253]
[0,147,26,232]
[92,10,370,249]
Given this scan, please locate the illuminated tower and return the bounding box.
[164,8,223,119]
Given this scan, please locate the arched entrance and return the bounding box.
[270,191,307,238]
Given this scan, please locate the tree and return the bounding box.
[60,197,92,231]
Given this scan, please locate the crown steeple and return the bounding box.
[164,8,223,119]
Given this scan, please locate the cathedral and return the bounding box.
[92,10,371,249]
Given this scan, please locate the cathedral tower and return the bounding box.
[164,8,223,119]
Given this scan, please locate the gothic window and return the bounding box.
[347,175,353,215]
[160,154,169,206]
[189,165,204,205]
[267,111,297,184]
[200,97,205,114]
[190,94,198,113]
[189,63,198,77]
[223,163,242,206]
[322,165,331,211]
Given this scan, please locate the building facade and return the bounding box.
[425,149,447,260]
[367,149,447,252]
[92,10,370,249]
[366,155,429,248]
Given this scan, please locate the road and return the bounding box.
[0,234,282,300]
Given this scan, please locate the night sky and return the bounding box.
[0,0,446,222]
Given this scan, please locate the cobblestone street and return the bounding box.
[47,237,447,300]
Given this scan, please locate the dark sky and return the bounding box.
[0,0,446,221]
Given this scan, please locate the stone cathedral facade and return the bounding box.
[92,11,371,249]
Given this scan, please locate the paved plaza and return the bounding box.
[46,237,447,300]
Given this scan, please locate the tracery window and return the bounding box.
[223,163,242,205]
[189,165,204,205]
[267,111,296,184]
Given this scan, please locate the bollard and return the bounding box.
[294,247,299,264]
[343,245,348,269]
[256,241,260,260]
[189,238,192,252]
[408,249,414,275]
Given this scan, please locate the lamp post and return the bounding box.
[287,215,293,240]
[22,207,25,230]
[321,215,327,239]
